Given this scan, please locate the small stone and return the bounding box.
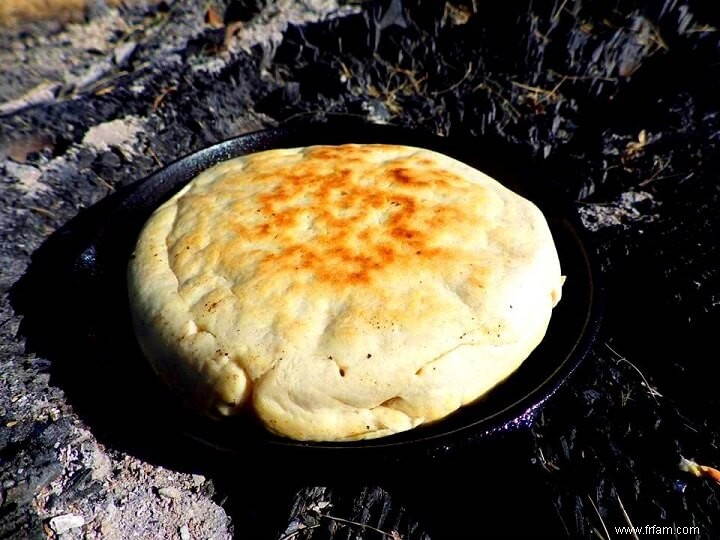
[114,42,137,66]
[191,474,206,486]
[82,116,143,153]
[158,486,182,499]
[4,161,46,194]
[49,514,85,534]
[95,150,122,169]
[179,524,191,540]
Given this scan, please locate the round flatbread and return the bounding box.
[128,144,563,441]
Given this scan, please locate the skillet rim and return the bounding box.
[89,119,603,460]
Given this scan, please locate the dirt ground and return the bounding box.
[2,1,720,538]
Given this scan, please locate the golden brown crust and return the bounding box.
[128,144,563,441]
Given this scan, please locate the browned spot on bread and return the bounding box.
[129,143,565,442]
[166,145,495,289]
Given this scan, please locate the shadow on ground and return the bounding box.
[10,176,571,539]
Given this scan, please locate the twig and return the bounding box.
[74,67,126,96]
[646,22,669,51]
[79,61,150,97]
[553,502,572,538]
[152,86,178,112]
[638,157,680,186]
[147,146,163,167]
[686,24,718,34]
[433,62,474,96]
[587,495,612,540]
[552,0,569,21]
[605,343,662,401]
[533,28,551,44]
[28,206,56,219]
[278,524,322,539]
[94,175,115,192]
[511,78,566,104]
[94,86,115,96]
[676,411,699,433]
[388,66,428,94]
[320,514,396,538]
[600,18,667,54]
[536,446,560,472]
[370,54,428,100]
[338,61,354,83]
[548,69,617,83]
[616,493,639,540]
[640,171,689,186]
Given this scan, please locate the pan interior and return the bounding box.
[88,121,600,455]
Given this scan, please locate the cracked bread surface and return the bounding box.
[127,144,563,441]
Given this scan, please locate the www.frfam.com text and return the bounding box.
[615,524,700,535]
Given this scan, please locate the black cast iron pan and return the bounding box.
[27,119,602,469]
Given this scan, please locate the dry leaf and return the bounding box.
[206,6,224,28]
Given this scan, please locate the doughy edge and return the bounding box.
[127,146,563,441]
